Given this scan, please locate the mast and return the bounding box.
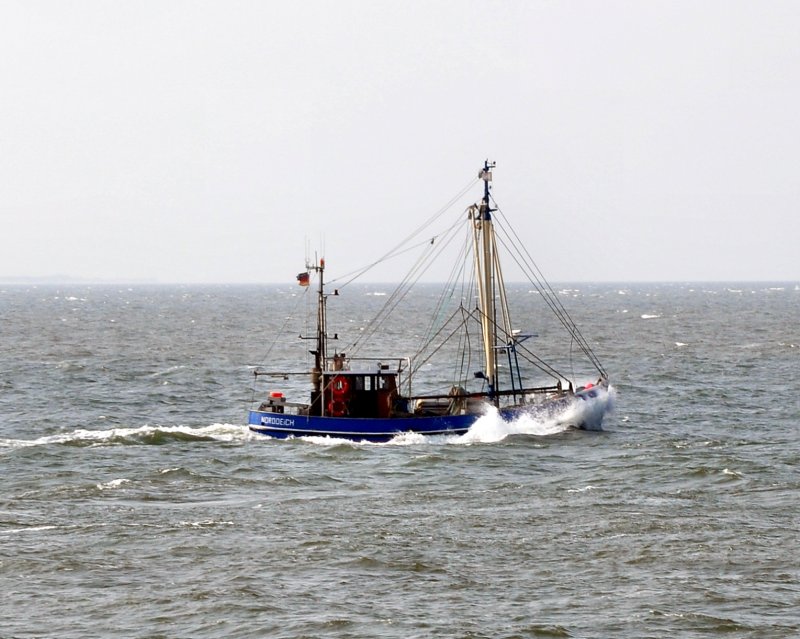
[308,257,326,398]
[472,160,498,402]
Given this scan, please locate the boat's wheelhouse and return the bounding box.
[312,371,399,418]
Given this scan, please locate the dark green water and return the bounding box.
[1,283,798,638]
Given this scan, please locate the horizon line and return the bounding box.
[1,277,798,287]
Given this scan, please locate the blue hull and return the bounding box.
[248,411,478,442]
[248,386,608,442]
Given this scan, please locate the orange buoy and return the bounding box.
[331,375,351,399]
[328,399,347,417]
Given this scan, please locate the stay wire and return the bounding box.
[328,177,478,290]
[491,197,607,377]
[494,222,604,377]
[345,213,466,355]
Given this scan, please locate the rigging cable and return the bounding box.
[328,177,479,290]
[490,197,607,377]
[344,212,466,355]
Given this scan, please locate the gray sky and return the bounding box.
[2,1,798,283]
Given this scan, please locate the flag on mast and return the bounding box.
[296,272,310,287]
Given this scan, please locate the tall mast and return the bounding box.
[472,160,498,402]
[309,257,326,397]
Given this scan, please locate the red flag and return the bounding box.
[296,272,310,287]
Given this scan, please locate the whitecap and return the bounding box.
[178,520,235,528]
[567,485,596,493]
[97,478,130,490]
[2,423,254,448]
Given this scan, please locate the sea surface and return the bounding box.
[1,282,798,638]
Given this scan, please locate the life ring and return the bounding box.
[331,375,351,400]
[328,399,347,417]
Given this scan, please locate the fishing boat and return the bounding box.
[248,161,611,442]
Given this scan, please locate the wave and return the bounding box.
[1,423,254,449]
[305,386,616,447]
[456,386,615,444]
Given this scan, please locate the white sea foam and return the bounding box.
[567,485,596,493]
[375,385,614,446]
[1,423,254,449]
[453,406,570,444]
[97,478,130,490]
[178,520,235,528]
